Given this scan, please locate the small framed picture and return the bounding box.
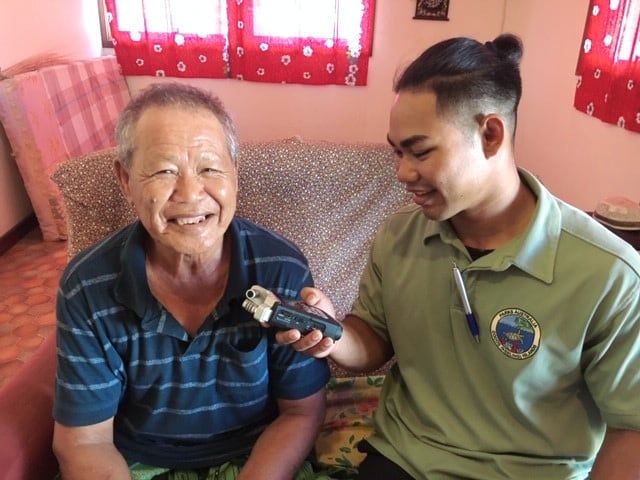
[414,0,450,21]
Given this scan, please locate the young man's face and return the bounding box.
[387,90,492,222]
[116,105,237,258]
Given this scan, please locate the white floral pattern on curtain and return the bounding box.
[105,0,375,86]
[574,0,640,132]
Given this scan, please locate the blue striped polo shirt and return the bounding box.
[53,217,330,469]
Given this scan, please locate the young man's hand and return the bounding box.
[274,287,339,358]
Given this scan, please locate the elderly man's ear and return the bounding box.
[113,160,134,206]
[479,114,505,158]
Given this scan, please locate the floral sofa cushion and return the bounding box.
[316,376,384,477]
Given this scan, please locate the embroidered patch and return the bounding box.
[490,308,540,360]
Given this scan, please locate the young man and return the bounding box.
[280,34,640,479]
[52,83,330,480]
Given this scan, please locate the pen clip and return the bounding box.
[451,260,480,343]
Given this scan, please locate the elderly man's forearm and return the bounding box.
[55,443,131,480]
[239,392,325,480]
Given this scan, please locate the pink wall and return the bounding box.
[0,0,102,237]
[1,0,638,237]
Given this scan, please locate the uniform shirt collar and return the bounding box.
[507,169,561,284]
[423,169,561,283]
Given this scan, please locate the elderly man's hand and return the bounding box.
[274,287,339,358]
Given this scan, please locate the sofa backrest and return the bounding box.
[235,138,409,320]
[52,148,137,256]
[53,136,409,327]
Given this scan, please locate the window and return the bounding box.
[101,0,375,86]
[574,0,640,132]
[112,0,228,37]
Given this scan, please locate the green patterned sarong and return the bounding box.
[129,459,335,480]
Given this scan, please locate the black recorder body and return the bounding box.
[242,285,343,341]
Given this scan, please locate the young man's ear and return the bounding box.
[479,114,505,158]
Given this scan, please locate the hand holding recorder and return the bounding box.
[242,285,343,341]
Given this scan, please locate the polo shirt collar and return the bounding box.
[424,219,465,252]
[114,223,186,339]
[423,169,561,284]
[113,218,250,328]
[114,221,152,320]
[218,218,250,316]
[506,169,561,284]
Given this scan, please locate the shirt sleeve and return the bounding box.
[266,254,330,400]
[53,270,125,426]
[268,339,330,400]
[350,221,391,343]
[582,261,640,431]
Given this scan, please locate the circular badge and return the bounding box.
[490,308,541,360]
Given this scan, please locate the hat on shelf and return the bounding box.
[593,196,640,231]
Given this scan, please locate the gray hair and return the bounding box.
[115,82,238,168]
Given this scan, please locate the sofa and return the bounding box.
[0,137,409,479]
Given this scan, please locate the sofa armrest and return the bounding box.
[0,333,58,479]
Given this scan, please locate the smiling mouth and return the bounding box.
[171,214,213,225]
[410,191,437,206]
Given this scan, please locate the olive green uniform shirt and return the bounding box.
[351,170,640,480]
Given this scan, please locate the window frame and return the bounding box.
[98,0,114,48]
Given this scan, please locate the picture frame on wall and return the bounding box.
[414,0,450,21]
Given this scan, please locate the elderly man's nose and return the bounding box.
[173,173,203,201]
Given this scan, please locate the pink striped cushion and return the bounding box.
[0,56,129,241]
[41,57,130,159]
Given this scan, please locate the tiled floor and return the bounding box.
[0,229,68,389]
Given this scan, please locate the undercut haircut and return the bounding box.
[116,82,238,168]
[394,33,523,137]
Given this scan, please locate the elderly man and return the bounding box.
[52,83,330,480]
[283,33,640,479]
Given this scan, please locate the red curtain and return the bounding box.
[104,0,375,86]
[104,0,230,79]
[574,0,640,132]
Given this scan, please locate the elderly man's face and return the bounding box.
[116,105,237,257]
